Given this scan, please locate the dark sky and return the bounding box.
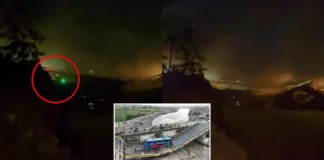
[18,0,324,83]
[167,0,324,84]
[21,0,162,80]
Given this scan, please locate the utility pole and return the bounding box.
[168,43,174,70]
[168,34,177,70]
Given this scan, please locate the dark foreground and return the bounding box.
[167,88,324,160]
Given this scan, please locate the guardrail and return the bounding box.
[171,123,199,139]
[125,153,162,159]
[116,122,197,136]
[123,74,162,89]
[171,127,209,152]
[123,123,209,159]
[114,136,124,160]
[208,80,266,86]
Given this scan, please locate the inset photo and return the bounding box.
[114,103,211,160]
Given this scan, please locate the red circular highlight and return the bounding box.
[31,54,80,104]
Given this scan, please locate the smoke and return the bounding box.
[202,34,247,81]
[256,67,296,86]
[29,0,161,80]
[166,0,324,84]
[116,51,162,80]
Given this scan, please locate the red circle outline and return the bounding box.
[31,54,80,104]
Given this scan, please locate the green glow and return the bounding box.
[60,78,66,84]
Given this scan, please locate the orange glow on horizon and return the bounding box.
[117,57,161,81]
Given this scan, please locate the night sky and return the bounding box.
[22,0,162,80]
[19,0,324,83]
[168,0,324,84]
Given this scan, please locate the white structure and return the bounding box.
[152,108,190,126]
[141,108,190,141]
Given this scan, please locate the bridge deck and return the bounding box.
[122,73,268,92]
[123,74,162,91]
[117,122,197,137]
[171,122,209,150]
[124,122,210,159]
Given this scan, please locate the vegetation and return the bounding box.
[126,113,145,120]
[0,1,76,159]
[114,108,161,122]
[163,15,206,75]
[162,13,212,95]
[162,14,228,135]
[0,0,45,62]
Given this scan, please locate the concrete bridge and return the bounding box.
[123,121,210,160]
[123,74,162,92]
[115,122,197,137]
[208,80,267,90]
[122,73,268,91]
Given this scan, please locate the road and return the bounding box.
[172,122,209,148]
[115,137,124,160]
[118,122,197,136]
[123,74,162,91]
[125,143,158,155]
[115,138,119,160]
[123,121,210,159]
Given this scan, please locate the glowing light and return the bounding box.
[60,78,66,84]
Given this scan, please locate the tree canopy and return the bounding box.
[0,0,44,62]
[163,13,206,76]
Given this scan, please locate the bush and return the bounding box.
[0,58,77,160]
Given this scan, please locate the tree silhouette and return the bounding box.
[165,34,177,70]
[0,1,78,160]
[0,0,45,62]
[162,56,168,73]
[162,13,213,102]
[163,13,189,71]
[163,13,206,75]
[164,27,206,75]
[173,28,206,75]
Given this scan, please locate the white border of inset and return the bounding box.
[113,103,211,160]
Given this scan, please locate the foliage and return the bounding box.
[0,0,45,62]
[0,1,77,160]
[172,28,206,75]
[162,14,211,94]
[126,113,145,120]
[163,14,206,76]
